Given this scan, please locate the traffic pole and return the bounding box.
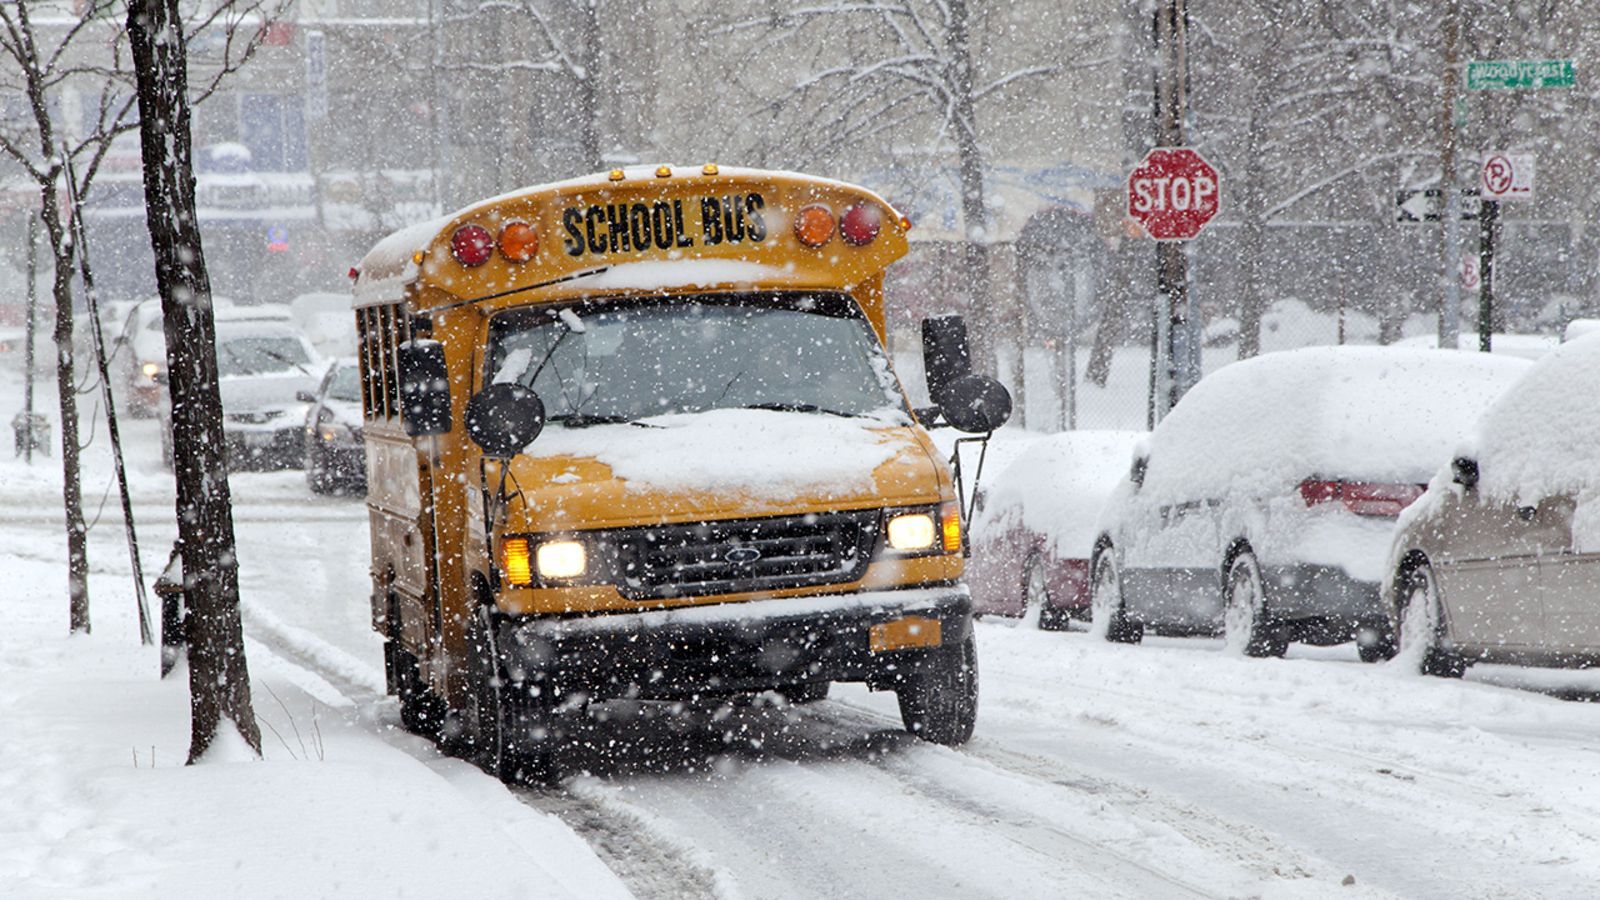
[1154,0,1199,413]
[1478,198,1498,353]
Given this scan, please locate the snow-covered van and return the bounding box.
[350,166,1009,781]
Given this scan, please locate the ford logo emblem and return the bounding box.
[724,546,762,565]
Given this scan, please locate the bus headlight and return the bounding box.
[886,512,937,551]
[535,540,587,579]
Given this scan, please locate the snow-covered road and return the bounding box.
[7,410,1600,899]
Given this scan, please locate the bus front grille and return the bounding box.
[612,509,880,599]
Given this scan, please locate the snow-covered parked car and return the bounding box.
[160,317,322,470]
[1383,332,1600,676]
[1090,346,1531,659]
[968,430,1143,629]
[299,359,365,493]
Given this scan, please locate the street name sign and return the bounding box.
[1480,152,1534,200]
[1467,59,1575,90]
[1127,148,1221,241]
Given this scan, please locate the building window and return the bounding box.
[239,93,307,172]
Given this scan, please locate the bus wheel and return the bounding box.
[896,634,978,746]
[467,603,556,785]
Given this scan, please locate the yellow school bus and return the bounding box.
[351,165,1010,781]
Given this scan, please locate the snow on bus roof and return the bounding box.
[353,165,898,308]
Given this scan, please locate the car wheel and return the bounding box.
[1223,550,1289,658]
[306,445,332,494]
[896,633,977,746]
[1091,548,1142,644]
[1356,622,1398,663]
[1396,561,1465,679]
[466,602,557,784]
[1023,553,1068,631]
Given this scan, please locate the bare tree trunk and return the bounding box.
[13,0,92,633]
[577,0,602,170]
[127,0,262,762]
[39,179,91,634]
[1235,78,1270,360]
[947,0,994,373]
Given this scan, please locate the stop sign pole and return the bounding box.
[1136,0,1216,419]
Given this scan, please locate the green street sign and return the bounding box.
[1467,59,1575,90]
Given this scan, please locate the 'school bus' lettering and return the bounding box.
[562,192,767,257]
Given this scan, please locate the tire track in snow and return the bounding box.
[238,617,725,900]
[810,699,1335,899]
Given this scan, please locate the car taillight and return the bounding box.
[1298,479,1425,517]
[450,224,494,266]
[839,203,881,245]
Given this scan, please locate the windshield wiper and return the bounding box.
[742,402,864,419]
[549,413,660,429]
[250,347,312,376]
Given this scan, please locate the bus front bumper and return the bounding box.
[499,585,972,702]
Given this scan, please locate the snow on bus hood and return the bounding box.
[507,408,943,528]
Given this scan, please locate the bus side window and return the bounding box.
[357,308,376,419]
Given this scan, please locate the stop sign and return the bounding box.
[1127,148,1221,241]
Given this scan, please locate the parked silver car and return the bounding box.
[159,317,322,470]
[1091,346,1529,659]
[1383,332,1600,676]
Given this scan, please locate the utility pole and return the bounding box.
[1155,0,1199,412]
[1478,197,1498,352]
[1438,0,1463,349]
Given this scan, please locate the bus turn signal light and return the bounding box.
[941,503,962,554]
[498,221,538,263]
[794,204,835,248]
[502,538,532,586]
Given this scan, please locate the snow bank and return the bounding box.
[974,430,1144,559]
[1141,346,1530,504]
[1474,331,1600,503]
[525,407,912,500]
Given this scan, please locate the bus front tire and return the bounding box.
[467,603,556,785]
[896,634,978,746]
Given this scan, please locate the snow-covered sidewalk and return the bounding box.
[0,502,628,899]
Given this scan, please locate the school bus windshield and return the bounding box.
[486,293,907,425]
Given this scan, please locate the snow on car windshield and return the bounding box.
[328,364,362,403]
[1141,346,1530,502]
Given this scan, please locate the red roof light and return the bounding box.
[840,203,882,246]
[450,224,494,267]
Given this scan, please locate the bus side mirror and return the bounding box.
[921,314,973,408]
[466,383,545,459]
[939,373,1012,433]
[1451,456,1479,490]
[398,339,453,437]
